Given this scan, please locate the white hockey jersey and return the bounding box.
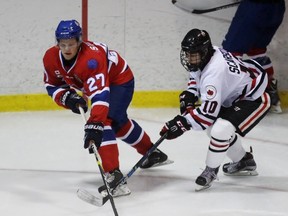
[185,46,268,131]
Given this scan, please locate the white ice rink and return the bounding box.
[0,108,288,216]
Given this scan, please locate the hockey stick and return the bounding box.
[80,132,168,207]
[172,0,241,14]
[77,107,119,216]
[98,132,168,194]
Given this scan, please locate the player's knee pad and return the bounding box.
[210,118,236,144]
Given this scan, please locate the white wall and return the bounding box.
[0,0,287,95]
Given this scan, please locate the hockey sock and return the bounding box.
[116,119,153,155]
[206,137,229,168]
[98,144,120,172]
[226,135,246,162]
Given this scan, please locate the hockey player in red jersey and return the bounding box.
[43,20,170,197]
[160,29,271,191]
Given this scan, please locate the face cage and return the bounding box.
[180,49,201,72]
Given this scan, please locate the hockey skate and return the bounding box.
[222,150,258,176]
[101,169,131,198]
[140,148,173,169]
[195,166,219,191]
[267,78,282,114]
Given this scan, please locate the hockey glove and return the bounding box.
[61,90,88,114]
[160,115,191,140]
[179,90,198,115]
[84,122,104,150]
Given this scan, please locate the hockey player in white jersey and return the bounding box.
[160,29,271,191]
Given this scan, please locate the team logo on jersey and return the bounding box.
[205,85,216,100]
[87,59,98,69]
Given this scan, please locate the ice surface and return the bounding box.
[0,108,287,216]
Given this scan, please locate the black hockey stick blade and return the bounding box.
[172,0,241,14]
[77,188,109,207]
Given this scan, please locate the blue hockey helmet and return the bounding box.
[55,20,82,41]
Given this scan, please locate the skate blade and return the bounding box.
[195,184,212,192]
[100,185,131,198]
[224,170,258,176]
[149,159,174,168]
[269,105,282,114]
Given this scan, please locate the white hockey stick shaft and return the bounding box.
[172,0,241,14]
[78,107,119,215]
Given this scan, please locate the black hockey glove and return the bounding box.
[179,90,198,115]
[61,90,88,114]
[160,115,191,140]
[84,122,104,150]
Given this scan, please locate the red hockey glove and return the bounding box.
[160,115,191,140]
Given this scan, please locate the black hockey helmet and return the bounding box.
[180,29,214,72]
